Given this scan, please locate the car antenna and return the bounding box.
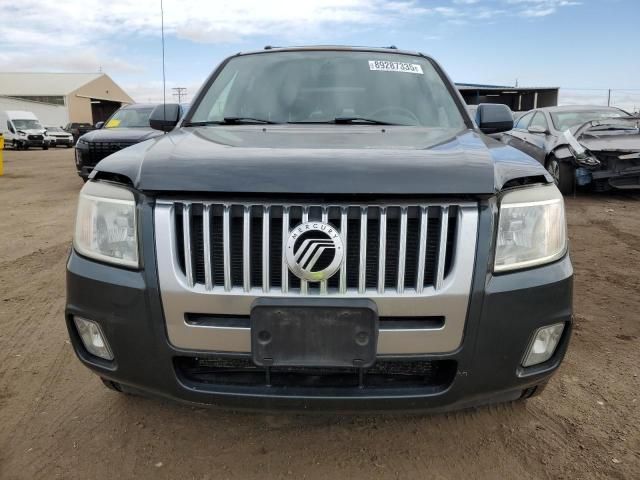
[160,0,167,126]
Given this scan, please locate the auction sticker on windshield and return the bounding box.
[368,60,424,74]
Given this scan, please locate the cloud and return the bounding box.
[505,0,581,17]
[0,1,435,48]
[0,50,143,74]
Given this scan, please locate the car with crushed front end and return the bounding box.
[66,46,572,413]
[502,105,639,194]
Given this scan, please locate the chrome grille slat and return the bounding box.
[222,204,231,292]
[415,207,428,294]
[436,206,449,290]
[166,200,465,296]
[339,206,348,294]
[242,206,251,292]
[397,206,408,294]
[377,207,387,294]
[301,207,309,294]
[262,206,271,293]
[358,206,368,294]
[182,203,194,287]
[203,204,213,290]
[281,206,290,294]
[320,207,329,294]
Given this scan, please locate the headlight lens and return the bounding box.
[74,181,138,267]
[495,185,567,272]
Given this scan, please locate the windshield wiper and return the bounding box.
[222,116,278,124]
[334,116,398,125]
[184,117,278,127]
[288,117,401,125]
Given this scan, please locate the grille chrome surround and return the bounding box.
[155,199,479,355]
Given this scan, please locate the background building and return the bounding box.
[0,72,134,127]
[456,83,559,111]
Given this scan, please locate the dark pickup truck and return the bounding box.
[66,46,572,412]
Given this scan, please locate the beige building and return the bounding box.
[0,72,134,127]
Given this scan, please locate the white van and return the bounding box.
[0,110,48,150]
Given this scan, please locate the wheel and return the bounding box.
[43,145,49,150]
[547,157,575,195]
[66,144,72,148]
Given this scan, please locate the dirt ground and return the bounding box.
[0,148,638,480]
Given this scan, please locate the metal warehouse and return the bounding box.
[456,83,559,111]
[0,72,134,128]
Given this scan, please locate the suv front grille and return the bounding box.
[168,201,459,295]
[175,356,457,390]
[85,141,135,166]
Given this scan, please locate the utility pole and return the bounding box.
[607,89,611,107]
[172,87,187,103]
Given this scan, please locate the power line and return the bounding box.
[172,87,187,103]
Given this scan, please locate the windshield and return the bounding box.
[46,127,63,132]
[13,119,42,130]
[105,107,154,128]
[550,109,629,131]
[189,51,465,128]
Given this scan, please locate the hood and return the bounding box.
[19,128,45,135]
[574,118,640,152]
[94,125,550,195]
[79,127,162,144]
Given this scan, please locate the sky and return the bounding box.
[1,0,639,110]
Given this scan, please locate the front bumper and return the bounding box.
[18,138,45,147]
[65,200,573,412]
[50,137,73,146]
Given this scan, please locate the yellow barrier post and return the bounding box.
[0,133,4,176]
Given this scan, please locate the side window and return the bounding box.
[515,112,533,130]
[529,112,549,131]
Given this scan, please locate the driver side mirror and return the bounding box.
[95,121,104,129]
[150,103,181,132]
[476,103,514,134]
[527,125,548,134]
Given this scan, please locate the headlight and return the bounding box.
[74,181,138,267]
[494,185,567,272]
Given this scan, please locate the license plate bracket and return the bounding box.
[251,298,378,368]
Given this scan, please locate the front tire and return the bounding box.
[547,157,575,195]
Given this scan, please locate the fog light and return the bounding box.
[522,323,564,367]
[73,317,114,360]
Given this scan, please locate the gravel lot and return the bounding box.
[0,148,638,479]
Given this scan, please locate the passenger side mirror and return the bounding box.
[527,125,547,134]
[476,104,514,134]
[150,103,181,132]
[95,121,104,129]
